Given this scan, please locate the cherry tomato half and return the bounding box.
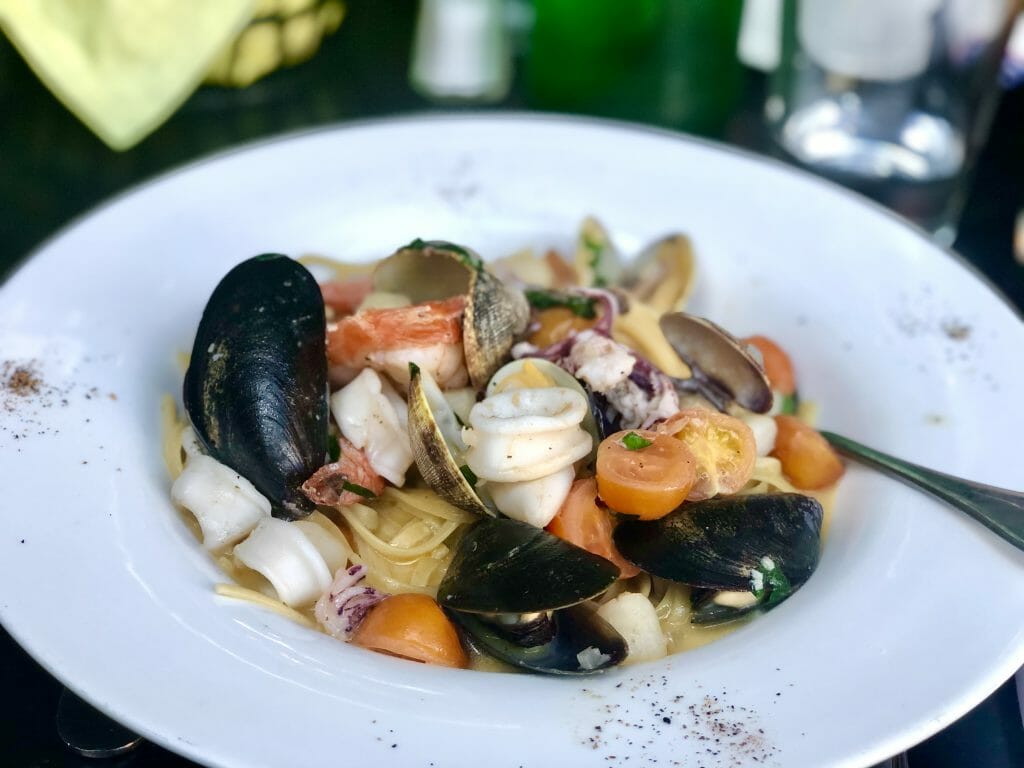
[596,430,696,520]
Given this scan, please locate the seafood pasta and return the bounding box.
[165,219,844,674]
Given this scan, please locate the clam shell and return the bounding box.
[659,312,773,414]
[406,363,493,517]
[619,233,696,313]
[374,240,529,389]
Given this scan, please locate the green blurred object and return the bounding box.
[527,0,744,137]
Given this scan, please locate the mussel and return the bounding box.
[614,493,823,623]
[183,254,328,520]
[659,312,773,414]
[437,518,626,674]
[373,240,530,389]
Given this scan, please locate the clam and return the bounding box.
[659,312,773,413]
[614,493,823,622]
[438,518,626,674]
[373,240,530,389]
[618,233,696,313]
[406,363,493,517]
[183,254,328,520]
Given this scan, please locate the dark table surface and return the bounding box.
[2,2,1023,766]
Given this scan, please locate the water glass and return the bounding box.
[767,0,1019,243]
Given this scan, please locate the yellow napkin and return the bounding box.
[0,0,255,149]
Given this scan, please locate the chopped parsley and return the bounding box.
[408,361,421,378]
[459,464,478,487]
[524,289,597,319]
[779,391,800,415]
[583,235,608,288]
[621,431,653,451]
[750,556,792,607]
[342,481,376,499]
[327,434,341,462]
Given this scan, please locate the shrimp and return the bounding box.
[301,437,385,508]
[326,295,469,388]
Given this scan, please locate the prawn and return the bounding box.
[326,295,469,388]
[301,437,385,508]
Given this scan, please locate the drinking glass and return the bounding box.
[768,0,1019,244]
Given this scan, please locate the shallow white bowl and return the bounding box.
[1,115,1022,768]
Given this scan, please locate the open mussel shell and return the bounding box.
[374,240,529,389]
[183,254,328,520]
[618,233,696,313]
[448,604,627,675]
[486,357,601,465]
[614,493,823,593]
[688,588,762,626]
[659,312,773,414]
[437,518,620,614]
[407,363,493,516]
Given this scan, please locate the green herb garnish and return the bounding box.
[621,431,653,451]
[459,464,478,487]
[583,235,608,288]
[524,289,597,319]
[409,361,421,378]
[751,557,792,607]
[327,434,341,462]
[342,481,376,499]
[779,391,800,416]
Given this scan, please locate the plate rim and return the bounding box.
[3,111,1021,326]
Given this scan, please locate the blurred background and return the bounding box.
[0,0,1023,765]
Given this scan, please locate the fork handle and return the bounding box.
[821,431,1024,553]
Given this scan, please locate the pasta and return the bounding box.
[166,219,843,674]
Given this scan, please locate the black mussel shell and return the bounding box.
[447,604,627,675]
[437,518,620,614]
[183,254,328,520]
[614,493,823,592]
[689,588,760,626]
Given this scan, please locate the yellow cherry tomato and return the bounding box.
[595,429,696,520]
[351,593,468,668]
[656,409,756,500]
[771,415,845,490]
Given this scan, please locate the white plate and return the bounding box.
[1,115,1022,768]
